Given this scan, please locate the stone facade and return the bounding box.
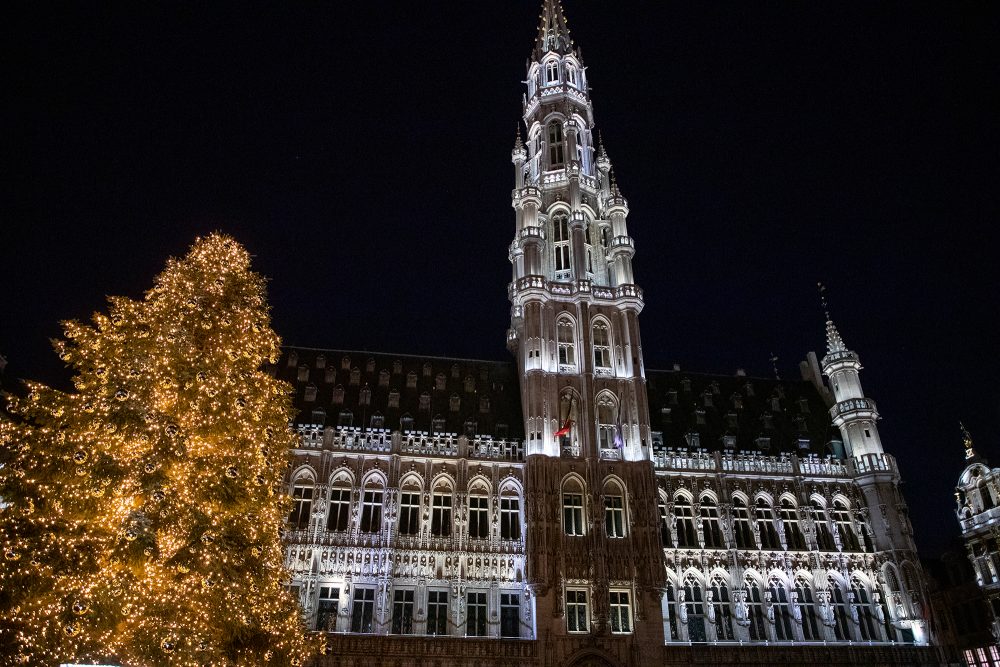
[273,1,937,664]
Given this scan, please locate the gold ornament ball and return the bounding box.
[71,601,90,616]
[4,550,20,561]
[226,466,239,478]
[64,622,81,637]
[161,638,176,653]
[73,450,88,464]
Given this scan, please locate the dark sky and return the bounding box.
[4,1,999,557]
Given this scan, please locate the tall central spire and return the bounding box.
[534,0,573,59]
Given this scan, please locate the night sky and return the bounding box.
[4,1,999,557]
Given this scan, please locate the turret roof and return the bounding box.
[534,0,574,61]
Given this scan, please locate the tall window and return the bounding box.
[746,577,767,641]
[604,485,625,538]
[609,590,632,634]
[391,589,414,634]
[700,496,723,548]
[832,500,860,551]
[597,397,616,449]
[566,590,589,633]
[851,578,878,641]
[431,486,452,537]
[500,593,520,637]
[557,317,576,367]
[468,493,489,539]
[732,497,755,548]
[326,484,351,531]
[780,499,806,550]
[563,479,585,536]
[289,481,313,529]
[500,493,521,540]
[795,579,820,640]
[466,592,487,636]
[829,579,852,640]
[553,214,570,273]
[768,578,793,640]
[659,498,673,547]
[710,577,734,640]
[359,485,383,533]
[351,587,375,633]
[317,586,339,631]
[565,64,577,86]
[683,577,706,642]
[812,500,836,550]
[398,490,420,536]
[545,60,559,84]
[427,591,449,636]
[592,321,612,370]
[674,496,696,548]
[755,498,780,550]
[548,123,564,167]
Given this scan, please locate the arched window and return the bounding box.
[545,60,559,84]
[701,496,724,548]
[755,498,780,550]
[732,497,755,549]
[378,369,390,387]
[832,500,860,551]
[500,486,521,540]
[349,367,360,386]
[431,480,453,537]
[768,577,793,640]
[468,482,490,540]
[683,575,706,642]
[326,477,352,531]
[565,64,577,86]
[563,478,586,536]
[828,577,852,641]
[980,480,996,511]
[548,122,565,167]
[388,390,400,408]
[398,478,421,536]
[289,477,313,529]
[812,500,836,551]
[552,213,570,274]
[851,577,879,641]
[557,316,576,367]
[710,576,734,640]
[592,320,612,371]
[745,576,766,641]
[604,480,625,538]
[674,496,696,548]
[359,478,384,533]
[780,499,806,550]
[795,578,820,640]
[659,496,673,548]
[596,394,617,450]
[435,373,446,391]
[359,385,371,406]
[449,394,461,412]
[332,384,345,405]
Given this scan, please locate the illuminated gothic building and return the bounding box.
[275,2,937,664]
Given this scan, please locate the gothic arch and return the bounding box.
[430,472,456,491]
[398,472,423,491]
[468,475,492,495]
[328,467,355,487]
[360,469,387,489]
[289,464,317,486]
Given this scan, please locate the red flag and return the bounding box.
[553,418,573,438]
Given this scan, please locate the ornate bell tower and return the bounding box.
[508,0,665,652]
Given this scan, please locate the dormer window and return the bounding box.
[304,384,317,402]
[566,64,577,87]
[464,376,476,393]
[419,392,431,412]
[315,354,326,369]
[388,389,400,408]
[332,385,345,405]
[548,123,565,167]
[545,60,559,84]
[366,358,375,373]
[449,394,461,412]
[393,360,403,374]
[400,414,414,432]
[341,356,351,370]
[422,362,432,378]
[681,378,692,393]
[359,385,372,406]
[479,396,491,413]
[432,415,446,432]
[435,373,447,391]
[406,372,417,389]
[370,412,385,430]
[297,365,309,382]
[349,368,361,386]
[723,434,737,449]
[379,369,390,387]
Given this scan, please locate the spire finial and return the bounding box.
[534,0,574,60]
[961,422,977,460]
[514,125,523,150]
[818,282,847,354]
[770,353,780,380]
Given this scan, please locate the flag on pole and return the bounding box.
[554,417,573,438]
[613,400,625,449]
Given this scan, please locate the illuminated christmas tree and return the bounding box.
[0,234,316,666]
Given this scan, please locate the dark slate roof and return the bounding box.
[646,369,839,457]
[271,348,524,440]
[271,347,840,458]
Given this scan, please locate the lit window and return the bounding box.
[566,590,588,633]
[466,592,487,636]
[422,362,432,377]
[563,482,585,536]
[464,376,476,392]
[609,590,632,633]
[745,577,766,641]
[597,397,616,450]
[332,385,345,405]
[351,587,375,633]
[298,365,310,382]
[604,485,625,538]
[303,382,317,401]
[431,488,453,537]
[545,60,559,84]
[419,392,431,412]
[548,123,565,166]
[566,64,577,86]
[340,356,351,370]
[469,493,489,539]
[659,498,672,547]
[795,579,820,640]
[391,589,414,634]
[812,501,836,551]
